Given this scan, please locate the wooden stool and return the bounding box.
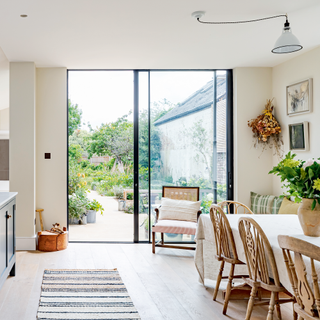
[36,209,44,231]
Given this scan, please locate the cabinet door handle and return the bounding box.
[6,214,12,219]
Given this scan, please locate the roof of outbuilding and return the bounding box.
[154,77,226,126]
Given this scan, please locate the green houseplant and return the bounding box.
[86,199,104,223]
[68,192,88,224]
[269,151,320,236]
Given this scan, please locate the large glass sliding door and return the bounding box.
[68,70,232,242]
[68,71,135,242]
[144,70,231,243]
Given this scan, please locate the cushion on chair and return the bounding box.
[158,197,201,223]
[152,220,197,235]
[278,197,300,214]
[250,191,275,214]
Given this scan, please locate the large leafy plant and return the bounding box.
[269,152,320,210]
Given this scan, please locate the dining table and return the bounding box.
[194,213,320,295]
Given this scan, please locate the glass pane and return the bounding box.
[216,71,227,203]
[150,71,228,242]
[138,71,149,241]
[68,71,134,241]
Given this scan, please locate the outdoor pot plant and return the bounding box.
[68,191,88,224]
[86,199,104,223]
[269,151,320,236]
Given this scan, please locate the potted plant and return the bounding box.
[269,152,320,236]
[91,181,98,191]
[68,192,87,225]
[112,185,125,211]
[86,199,104,223]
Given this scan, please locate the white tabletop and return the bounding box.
[195,213,320,294]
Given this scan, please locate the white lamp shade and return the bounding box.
[272,26,302,54]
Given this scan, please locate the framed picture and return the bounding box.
[286,78,312,116]
[288,121,309,151]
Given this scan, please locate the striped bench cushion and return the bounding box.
[152,220,197,235]
[250,191,275,214]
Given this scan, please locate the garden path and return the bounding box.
[69,191,148,241]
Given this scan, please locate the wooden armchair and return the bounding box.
[238,217,294,320]
[278,235,320,320]
[218,200,253,214]
[152,186,201,254]
[210,204,249,314]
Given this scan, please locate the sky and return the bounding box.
[68,70,220,130]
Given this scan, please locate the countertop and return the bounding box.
[0,192,18,208]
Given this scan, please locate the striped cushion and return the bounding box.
[250,192,275,214]
[159,197,200,223]
[272,196,284,214]
[152,220,197,235]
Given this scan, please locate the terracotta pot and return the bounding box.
[297,198,320,237]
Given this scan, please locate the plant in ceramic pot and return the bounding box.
[86,199,104,223]
[269,152,320,236]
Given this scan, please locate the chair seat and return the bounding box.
[152,219,197,235]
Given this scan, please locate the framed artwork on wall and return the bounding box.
[286,78,312,116]
[288,121,309,151]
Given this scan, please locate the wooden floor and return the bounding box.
[0,243,294,320]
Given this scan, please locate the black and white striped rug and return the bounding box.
[37,269,141,320]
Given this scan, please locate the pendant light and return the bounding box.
[271,18,302,54]
[192,11,303,54]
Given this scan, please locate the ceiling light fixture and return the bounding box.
[191,11,303,54]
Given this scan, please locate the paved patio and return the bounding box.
[69,191,148,242]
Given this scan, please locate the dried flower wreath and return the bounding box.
[248,99,283,158]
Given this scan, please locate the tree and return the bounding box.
[69,129,92,155]
[139,100,174,171]
[68,99,82,136]
[189,120,213,186]
[87,114,133,173]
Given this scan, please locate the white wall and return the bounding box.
[0,47,9,111]
[233,67,273,205]
[36,68,67,231]
[156,107,213,183]
[272,46,320,195]
[0,108,9,131]
[10,62,36,250]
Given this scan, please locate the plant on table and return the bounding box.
[269,151,320,210]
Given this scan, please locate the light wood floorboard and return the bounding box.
[0,243,294,320]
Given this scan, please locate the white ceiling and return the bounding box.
[0,0,319,69]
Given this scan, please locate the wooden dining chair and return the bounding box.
[210,204,249,315]
[218,200,253,214]
[278,235,320,320]
[238,217,294,320]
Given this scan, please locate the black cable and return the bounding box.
[197,14,287,25]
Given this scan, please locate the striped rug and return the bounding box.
[37,269,141,320]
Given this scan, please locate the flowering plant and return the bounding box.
[269,152,320,210]
[86,199,104,215]
[248,99,283,157]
